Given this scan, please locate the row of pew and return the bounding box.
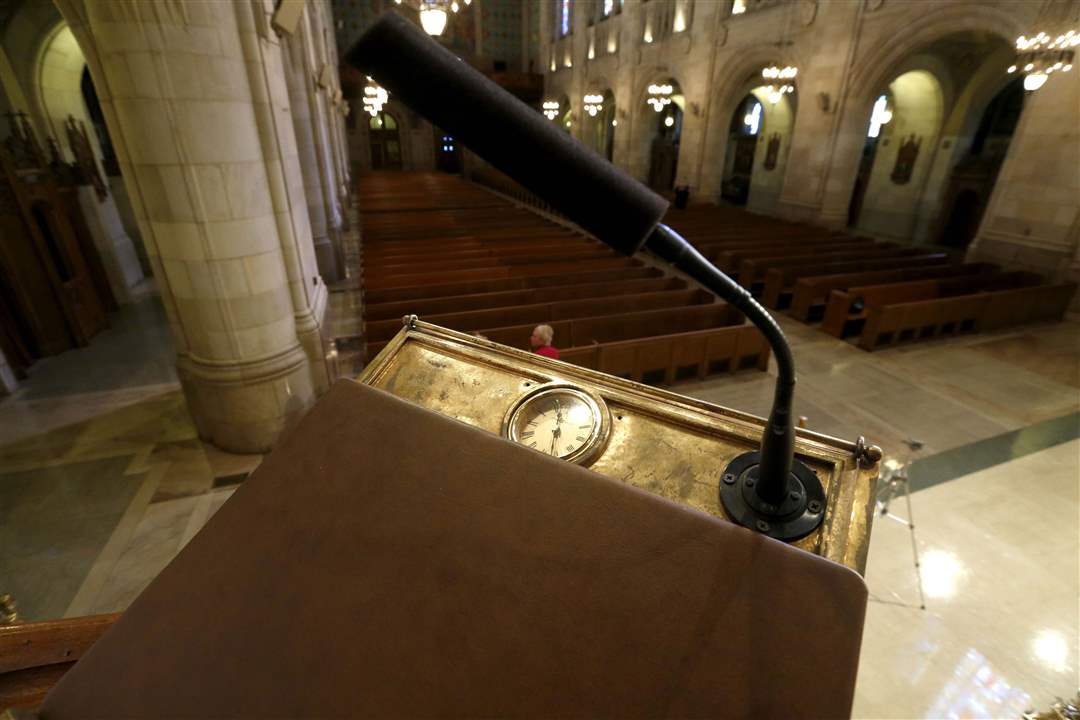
[663,206,1076,351]
[358,172,771,384]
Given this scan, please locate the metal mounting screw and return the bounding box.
[755,520,771,533]
[808,500,823,514]
[722,473,736,485]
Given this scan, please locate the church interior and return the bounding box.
[0,0,1077,717]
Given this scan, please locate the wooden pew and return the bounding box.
[821,271,1046,340]
[587,325,770,384]
[738,246,937,292]
[365,266,662,305]
[859,282,1076,351]
[364,257,640,291]
[366,303,743,361]
[0,614,118,711]
[710,238,874,273]
[787,262,996,321]
[764,254,961,310]
[363,289,714,342]
[364,276,686,322]
[366,247,617,280]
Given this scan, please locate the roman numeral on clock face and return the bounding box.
[522,430,534,439]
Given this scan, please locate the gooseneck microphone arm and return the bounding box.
[348,10,825,541]
[646,225,795,499]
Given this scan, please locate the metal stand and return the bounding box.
[875,440,927,610]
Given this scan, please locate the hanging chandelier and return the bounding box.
[583,94,604,117]
[419,1,449,36]
[363,78,388,117]
[646,83,673,112]
[762,66,797,104]
[542,100,561,120]
[1008,30,1076,91]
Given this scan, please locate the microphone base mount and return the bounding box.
[720,452,825,541]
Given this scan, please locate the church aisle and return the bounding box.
[853,439,1078,719]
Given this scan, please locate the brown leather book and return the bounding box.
[41,380,866,719]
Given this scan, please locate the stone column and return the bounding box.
[308,0,349,220]
[283,13,340,282]
[55,0,327,452]
[968,67,1080,311]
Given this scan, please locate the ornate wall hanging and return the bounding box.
[764,132,781,170]
[891,134,922,185]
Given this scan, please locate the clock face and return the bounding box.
[503,385,610,465]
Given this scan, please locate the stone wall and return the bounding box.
[541,0,1079,309]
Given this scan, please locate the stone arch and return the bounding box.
[818,3,1028,227]
[32,21,102,164]
[845,4,1025,110]
[582,79,616,159]
[848,69,945,239]
[627,70,684,183]
[697,48,804,201]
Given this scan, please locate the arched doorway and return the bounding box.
[32,21,146,286]
[840,30,1019,243]
[645,79,683,192]
[847,70,943,237]
[720,76,798,211]
[558,97,573,134]
[584,88,616,161]
[368,111,402,170]
[721,94,763,205]
[934,77,1024,248]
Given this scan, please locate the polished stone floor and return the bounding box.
[0,290,1076,718]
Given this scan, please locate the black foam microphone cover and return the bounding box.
[347,10,669,255]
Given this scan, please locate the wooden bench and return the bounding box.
[559,325,770,385]
[707,238,873,274]
[364,288,714,342]
[364,257,641,291]
[366,247,618,281]
[820,271,1048,340]
[0,614,118,711]
[859,283,1076,350]
[364,276,686,322]
[738,246,939,292]
[365,266,662,305]
[763,254,956,310]
[786,261,995,321]
[366,303,743,361]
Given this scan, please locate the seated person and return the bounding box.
[530,324,560,360]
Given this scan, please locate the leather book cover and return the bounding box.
[41,380,866,719]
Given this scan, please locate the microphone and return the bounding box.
[347,10,823,542]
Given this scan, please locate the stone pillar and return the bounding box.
[308,0,349,220]
[320,0,351,191]
[0,345,17,395]
[283,13,340,282]
[968,67,1080,311]
[55,0,328,452]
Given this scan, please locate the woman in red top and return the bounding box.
[530,324,560,360]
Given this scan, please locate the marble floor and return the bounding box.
[0,289,1077,718]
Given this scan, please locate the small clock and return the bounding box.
[502,383,612,466]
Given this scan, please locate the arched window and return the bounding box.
[866,94,892,138]
[370,113,397,131]
[743,98,762,136]
[558,0,573,37]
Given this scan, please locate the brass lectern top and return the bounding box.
[360,318,881,574]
